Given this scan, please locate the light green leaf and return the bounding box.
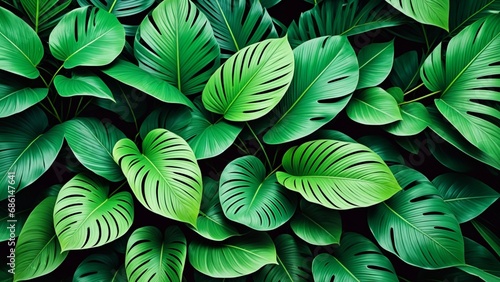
[0,71,48,118]
[54,72,114,101]
[357,40,394,89]
[385,0,449,30]
[346,87,402,125]
[383,102,431,136]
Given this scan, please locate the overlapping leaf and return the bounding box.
[0,71,48,118]
[385,0,449,30]
[73,253,126,282]
[356,40,394,90]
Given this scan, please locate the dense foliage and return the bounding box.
[0,0,499,281]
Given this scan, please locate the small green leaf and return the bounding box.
[346,87,402,125]
[383,102,431,136]
[389,51,420,92]
[356,40,394,89]
[0,71,48,118]
[54,72,114,101]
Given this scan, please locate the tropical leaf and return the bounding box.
[77,0,155,17]
[0,107,64,201]
[287,0,405,47]
[101,59,194,109]
[63,117,126,182]
[192,177,239,241]
[471,220,500,257]
[457,237,500,281]
[14,197,67,282]
[19,0,71,34]
[357,135,405,165]
[0,6,43,78]
[49,6,125,68]
[219,155,297,231]
[54,71,115,101]
[53,173,134,251]
[346,87,402,125]
[290,199,342,246]
[139,105,192,140]
[383,102,431,136]
[421,15,500,159]
[254,234,312,282]
[188,232,277,278]
[385,0,449,30]
[134,0,220,95]
[386,87,404,103]
[73,253,127,282]
[432,173,499,223]
[389,51,421,92]
[312,233,398,281]
[356,40,394,89]
[194,0,278,58]
[427,131,478,172]
[259,0,281,8]
[126,226,186,282]
[448,0,500,36]
[0,199,30,242]
[368,165,465,269]
[263,36,359,144]
[202,37,294,121]
[277,139,402,210]
[310,129,356,143]
[0,71,48,118]
[113,128,203,226]
[193,272,247,282]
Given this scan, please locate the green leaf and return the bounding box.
[385,0,449,30]
[263,36,359,144]
[0,107,65,200]
[290,199,342,246]
[19,0,72,34]
[101,59,194,109]
[389,51,421,92]
[0,71,48,118]
[192,177,240,241]
[126,226,186,282]
[194,0,278,58]
[427,131,478,172]
[383,102,431,136]
[287,0,405,47]
[54,71,114,101]
[368,165,465,269]
[202,37,294,122]
[312,233,398,281]
[49,6,125,68]
[277,139,401,210]
[53,173,134,251]
[356,40,394,89]
[188,232,277,278]
[259,0,281,8]
[140,105,192,140]
[64,117,126,182]
[457,237,500,281]
[448,0,500,36]
[113,128,203,226]
[0,6,43,78]
[14,197,67,282]
[135,0,220,95]
[421,15,500,159]
[358,135,405,165]
[220,155,297,231]
[77,0,155,17]
[346,87,402,125]
[73,253,126,282]
[254,234,312,282]
[310,130,356,143]
[386,87,404,103]
[0,200,30,242]
[432,173,499,223]
[471,220,500,257]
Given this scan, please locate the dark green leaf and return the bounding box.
[0,71,48,118]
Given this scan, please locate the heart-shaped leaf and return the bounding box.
[113,128,203,226]
[53,173,134,251]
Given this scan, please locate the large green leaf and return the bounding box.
[0,6,43,78]
[77,0,155,17]
[192,177,239,241]
[312,233,398,281]
[448,0,500,36]
[113,128,203,226]
[290,199,342,246]
[188,232,277,278]
[220,155,297,231]
[49,6,125,68]
[73,253,126,282]
[287,0,405,47]
[101,59,194,109]
[356,40,394,90]
[383,102,431,136]
[135,0,220,95]
[457,237,500,281]
[53,173,134,251]
[139,106,192,141]
[194,0,278,58]
[386,0,449,30]
[0,107,64,201]
[277,139,401,210]
[389,51,421,92]
[263,36,359,144]
[126,226,186,282]
[346,87,402,125]
[14,197,67,282]
[421,15,500,159]
[368,165,465,269]
[471,220,500,257]
[19,0,71,33]
[64,118,126,182]
[202,37,294,121]
[432,173,499,223]
[254,234,312,282]
[0,71,48,118]
[54,71,114,101]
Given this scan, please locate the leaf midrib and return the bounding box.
[358,42,392,70]
[353,97,401,120]
[445,195,499,202]
[0,29,37,70]
[276,253,294,282]
[301,213,338,242]
[332,255,360,282]
[4,133,43,178]
[214,0,239,51]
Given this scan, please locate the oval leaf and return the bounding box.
[0,71,48,118]
[277,139,402,210]
[54,72,114,101]
[383,102,431,136]
[356,40,394,89]
[202,36,294,121]
[113,128,203,226]
[346,87,402,125]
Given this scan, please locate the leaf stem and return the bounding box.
[48,64,64,87]
[75,98,93,117]
[66,97,73,120]
[109,181,128,197]
[38,73,49,88]
[246,122,272,169]
[75,96,84,116]
[266,164,283,178]
[237,137,250,154]
[45,96,62,122]
[121,85,139,132]
[404,82,424,96]
[399,91,441,106]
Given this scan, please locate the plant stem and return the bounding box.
[66,97,73,120]
[75,97,84,116]
[237,137,250,154]
[75,98,93,117]
[399,91,441,106]
[45,96,62,123]
[233,142,247,153]
[266,164,283,178]
[48,64,64,87]
[38,73,49,88]
[404,82,424,96]
[245,122,272,169]
[121,86,138,132]
[109,181,128,197]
